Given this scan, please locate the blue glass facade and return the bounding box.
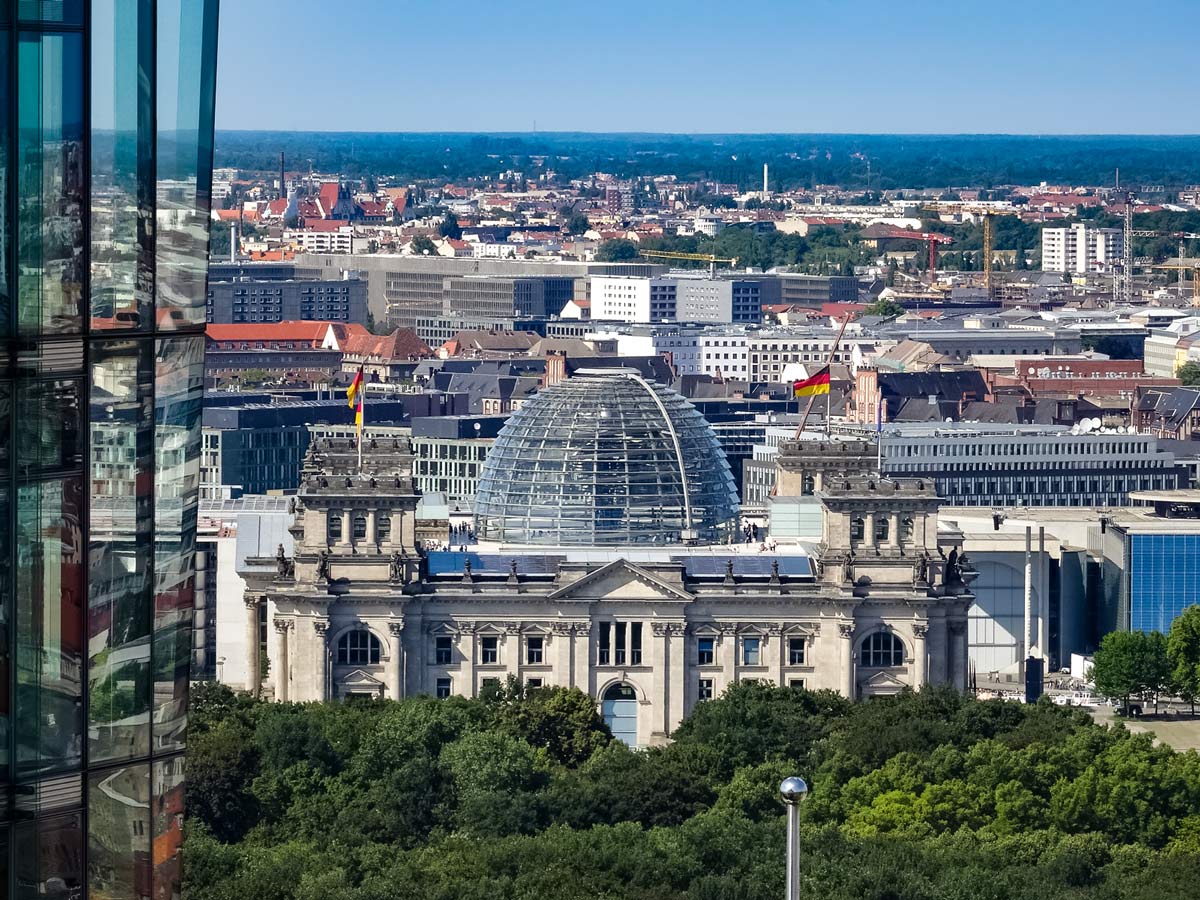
[0,1,220,896]
[1128,533,1200,634]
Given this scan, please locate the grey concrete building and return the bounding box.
[207,262,369,325]
[295,253,666,336]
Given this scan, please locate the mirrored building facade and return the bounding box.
[0,1,218,896]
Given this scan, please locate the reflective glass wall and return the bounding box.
[0,1,219,896]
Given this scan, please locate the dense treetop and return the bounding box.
[185,679,1200,900]
[215,132,1200,191]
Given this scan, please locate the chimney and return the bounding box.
[543,350,566,388]
[230,222,238,263]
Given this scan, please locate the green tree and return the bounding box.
[864,297,904,318]
[565,212,591,235]
[488,679,612,767]
[595,238,640,261]
[1168,605,1200,713]
[1177,361,1200,385]
[1092,630,1171,712]
[438,210,462,239]
[410,234,437,255]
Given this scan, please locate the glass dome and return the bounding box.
[474,369,740,546]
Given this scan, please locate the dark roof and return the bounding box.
[878,369,988,400]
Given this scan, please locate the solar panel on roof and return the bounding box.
[678,555,814,578]
[426,552,566,576]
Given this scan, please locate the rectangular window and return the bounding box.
[480,635,498,665]
[480,676,500,693]
[788,637,806,666]
[435,677,451,699]
[18,30,85,335]
[527,636,544,665]
[614,621,626,665]
[435,636,452,665]
[698,678,714,701]
[630,622,642,665]
[789,678,806,690]
[599,621,611,665]
[526,678,543,689]
[742,637,761,666]
[697,636,715,666]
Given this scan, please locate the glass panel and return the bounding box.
[0,30,8,337]
[14,376,83,779]
[17,32,85,336]
[153,337,202,750]
[91,0,154,331]
[14,476,84,778]
[89,341,155,764]
[0,383,9,783]
[152,757,184,900]
[155,0,218,330]
[87,764,151,900]
[17,1,83,24]
[13,813,83,900]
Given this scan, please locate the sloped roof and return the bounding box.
[205,321,333,344]
[342,328,432,360]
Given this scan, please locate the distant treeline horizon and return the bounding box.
[213,131,1200,192]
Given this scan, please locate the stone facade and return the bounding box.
[241,438,976,747]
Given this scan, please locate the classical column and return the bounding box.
[313,620,329,701]
[651,623,671,739]
[340,510,352,548]
[505,623,522,683]
[951,620,968,691]
[553,623,573,688]
[459,622,476,697]
[273,618,292,703]
[571,624,589,692]
[244,595,260,698]
[366,509,377,550]
[839,622,855,699]
[889,513,901,548]
[666,623,686,733]
[772,624,786,687]
[389,620,406,699]
[865,513,877,549]
[911,623,928,688]
[720,624,737,692]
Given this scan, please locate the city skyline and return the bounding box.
[217,0,1200,135]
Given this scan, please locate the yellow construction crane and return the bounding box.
[919,203,1017,293]
[638,250,739,276]
[1150,257,1200,307]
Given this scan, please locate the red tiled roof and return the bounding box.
[206,321,334,345]
[318,182,340,216]
[341,328,432,360]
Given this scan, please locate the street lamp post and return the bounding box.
[780,776,808,900]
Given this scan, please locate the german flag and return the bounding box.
[346,365,364,409]
[793,366,830,398]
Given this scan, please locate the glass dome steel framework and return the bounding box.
[474,369,740,545]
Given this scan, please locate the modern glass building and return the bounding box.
[474,368,739,545]
[0,1,218,896]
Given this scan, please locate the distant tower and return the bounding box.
[280,151,286,200]
[763,163,769,198]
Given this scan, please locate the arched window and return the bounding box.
[801,474,815,496]
[328,513,342,542]
[337,630,381,665]
[861,631,904,668]
[901,517,915,543]
[353,513,368,540]
[850,517,864,541]
[875,517,889,543]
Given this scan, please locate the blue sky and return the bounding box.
[217,0,1200,134]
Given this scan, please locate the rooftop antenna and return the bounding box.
[280,151,286,201]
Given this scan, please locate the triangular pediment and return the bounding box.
[863,669,906,687]
[547,559,694,603]
[341,668,384,687]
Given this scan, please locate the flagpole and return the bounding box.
[358,389,364,473]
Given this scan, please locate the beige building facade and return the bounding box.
[241,438,976,747]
